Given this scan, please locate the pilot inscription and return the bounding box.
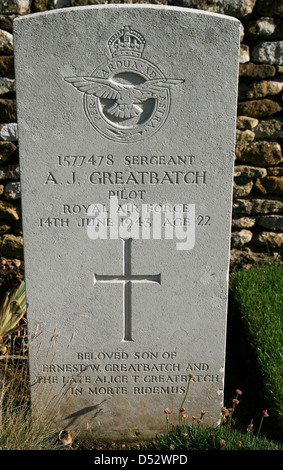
[65,26,184,142]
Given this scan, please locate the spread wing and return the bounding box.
[64,76,122,100]
[65,76,184,119]
[132,79,184,102]
[65,76,144,119]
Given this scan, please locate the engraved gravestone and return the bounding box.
[13,5,240,438]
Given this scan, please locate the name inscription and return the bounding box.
[43,152,207,201]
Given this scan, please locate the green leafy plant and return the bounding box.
[0,281,26,342]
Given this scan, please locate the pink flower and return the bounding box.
[262,409,269,418]
[164,407,172,415]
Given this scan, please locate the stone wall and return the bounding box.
[0,0,282,284]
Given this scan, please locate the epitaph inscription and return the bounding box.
[14,5,240,437]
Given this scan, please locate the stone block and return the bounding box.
[238,98,282,118]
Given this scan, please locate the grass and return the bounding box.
[135,381,283,451]
[0,333,59,450]
[0,402,57,450]
[230,262,283,437]
[138,421,283,451]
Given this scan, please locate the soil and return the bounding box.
[73,438,142,450]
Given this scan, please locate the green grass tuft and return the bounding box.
[231,263,283,433]
[139,422,283,451]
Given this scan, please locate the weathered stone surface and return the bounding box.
[238,79,283,100]
[236,140,283,166]
[254,118,283,139]
[237,99,282,118]
[0,234,23,258]
[231,229,253,247]
[236,116,259,130]
[0,164,20,181]
[34,0,72,11]
[0,30,13,55]
[0,200,20,220]
[253,231,283,249]
[267,166,283,176]
[239,63,276,79]
[252,41,283,65]
[33,0,57,11]
[256,0,283,17]
[5,181,21,200]
[0,78,16,95]
[234,165,267,178]
[178,0,257,18]
[239,44,250,63]
[0,56,15,79]
[240,21,244,42]
[114,0,169,3]
[0,221,12,234]
[0,123,18,141]
[230,246,281,269]
[233,197,283,214]
[0,100,17,122]
[0,0,31,15]
[70,0,107,5]
[255,176,283,195]
[245,17,283,40]
[0,15,18,33]
[235,129,255,147]
[0,141,17,163]
[232,216,256,229]
[233,176,253,197]
[258,214,283,231]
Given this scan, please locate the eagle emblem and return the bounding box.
[64,26,184,142]
[65,76,183,120]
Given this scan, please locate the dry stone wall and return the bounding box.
[0,0,282,280]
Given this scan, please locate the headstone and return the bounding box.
[13,5,240,438]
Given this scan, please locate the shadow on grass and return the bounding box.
[225,285,282,443]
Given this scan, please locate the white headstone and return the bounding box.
[14,5,240,438]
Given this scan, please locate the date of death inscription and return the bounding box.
[34,351,220,396]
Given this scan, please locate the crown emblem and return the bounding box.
[65,25,184,142]
[108,25,146,58]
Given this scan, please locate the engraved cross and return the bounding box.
[94,238,161,342]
